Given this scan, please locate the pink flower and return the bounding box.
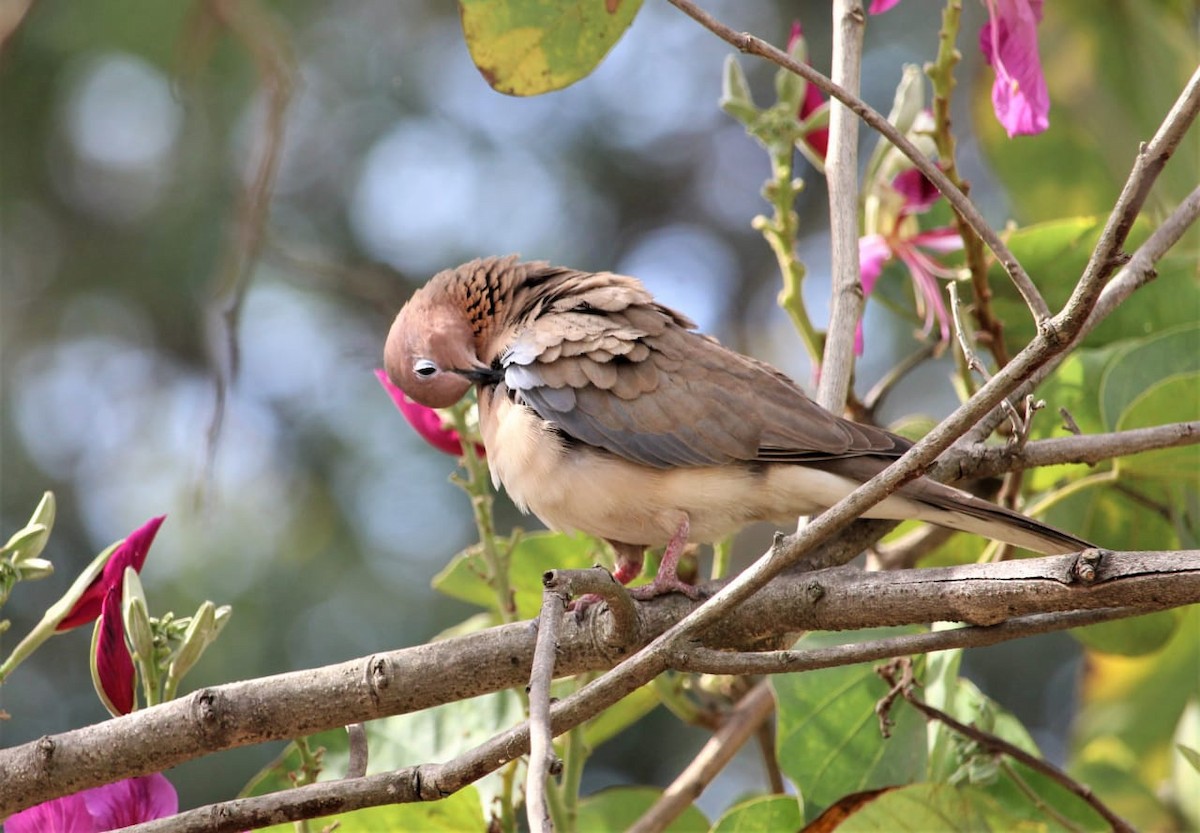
[375,369,481,457]
[869,0,1048,137]
[979,0,1049,136]
[788,22,829,160]
[57,516,165,632]
[856,171,963,355]
[6,774,177,833]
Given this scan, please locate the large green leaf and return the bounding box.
[580,679,661,748]
[772,629,928,820]
[983,219,1197,360]
[576,786,709,832]
[709,794,803,832]
[260,787,484,832]
[1099,324,1200,433]
[321,689,526,825]
[432,531,603,619]
[459,0,643,96]
[830,783,1041,831]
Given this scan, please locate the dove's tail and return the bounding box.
[901,477,1093,555]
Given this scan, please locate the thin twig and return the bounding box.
[526,579,568,833]
[949,281,1022,435]
[200,0,295,490]
[666,0,1050,321]
[817,0,867,412]
[343,724,368,780]
[877,659,1135,832]
[628,682,776,833]
[939,420,1200,483]
[669,607,1140,675]
[860,342,939,416]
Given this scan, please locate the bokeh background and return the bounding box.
[1,0,1194,815]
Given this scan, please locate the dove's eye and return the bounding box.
[413,359,439,378]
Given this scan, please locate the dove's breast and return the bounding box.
[476,383,924,548]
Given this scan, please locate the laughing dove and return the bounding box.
[384,256,1090,599]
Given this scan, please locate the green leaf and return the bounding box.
[239,730,348,798]
[576,786,709,832]
[710,794,802,832]
[582,680,660,749]
[830,783,1036,831]
[1072,609,1180,656]
[432,531,603,618]
[323,689,526,824]
[772,629,927,820]
[459,0,643,96]
[1172,703,1200,829]
[258,786,483,832]
[1099,323,1200,433]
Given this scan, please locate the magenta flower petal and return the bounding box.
[855,234,893,355]
[799,81,829,160]
[892,167,941,215]
[84,774,178,829]
[979,0,1049,137]
[57,516,166,632]
[5,791,97,833]
[869,0,902,13]
[96,583,136,715]
[375,369,471,457]
[858,234,892,297]
[912,226,965,254]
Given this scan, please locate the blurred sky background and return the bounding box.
[1,0,1192,814]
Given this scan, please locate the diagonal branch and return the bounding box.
[970,180,1200,442]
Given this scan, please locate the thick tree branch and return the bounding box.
[4,551,1198,819]
[818,0,866,412]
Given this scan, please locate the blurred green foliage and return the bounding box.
[1,0,1197,828]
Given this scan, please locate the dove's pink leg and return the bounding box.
[628,516,702,601]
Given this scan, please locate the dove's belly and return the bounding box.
[479,390,923,547]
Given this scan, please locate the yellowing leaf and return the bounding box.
[459,0,643,95]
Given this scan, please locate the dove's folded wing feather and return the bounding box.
[501,282,908,470]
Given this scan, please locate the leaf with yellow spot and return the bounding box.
[459,0,643,96]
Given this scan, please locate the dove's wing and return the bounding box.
[500,284,907,470]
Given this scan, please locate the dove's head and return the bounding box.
[384,291,488,408]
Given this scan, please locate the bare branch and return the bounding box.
[526,579,568,833]
[939,421,1200,483]
[628,682,776,833]
[877,659,1135,832]
[666,0,1049,321]
[818,0,867,412]
[670,607,1140,675]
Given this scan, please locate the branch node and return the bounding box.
[1072,549,1105,584]
[36,736,55,763]
[805,581,826,604]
